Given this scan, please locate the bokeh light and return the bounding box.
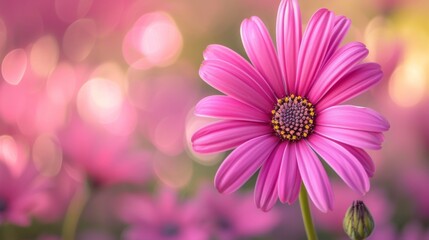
[389,61,427,108]
[77,77,124,125]
[122,11,183,70]
[30,35,59,78]
[62,19,97,62]
[32,134,63,177]
[1,48,28,85]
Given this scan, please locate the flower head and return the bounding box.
[197,186,279,240]
[60,117,151,187]
[116,189,207,240]
[0,161,47,226]
[192,0,389,212]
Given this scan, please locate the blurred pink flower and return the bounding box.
[192,0,389,212]
[399,222,429,240]
[198,186,279,240]
[31,165,81,223]
[397,167,429,218]
[0,161,47,226]
[59,116,151,187]
[370,222,429,240]
[116,189,207,240]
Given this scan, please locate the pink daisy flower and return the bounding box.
[192,0,389,212]
[116,189,207,240]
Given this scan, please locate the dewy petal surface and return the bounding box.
[215,135,279,194]
[192,120,271,154]
[296,8,335,96]
[308,134,370,195]
[278,142,301,204]
[241,17,285,97]
[316,63,382,110]
[276,0,302,94]
[296,141,333,212]
[255,143,284,211]
[200,59,274,111]
[317,105,390,132]
[308,42,368,102]
[195,95,269,123]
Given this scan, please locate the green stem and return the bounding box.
[299,184,318,240]
[62,182,90,240]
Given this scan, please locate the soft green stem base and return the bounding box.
[299,184,318,240]
[62,182,90,240]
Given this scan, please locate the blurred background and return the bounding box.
[0,0,429,239]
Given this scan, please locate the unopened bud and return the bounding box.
[343,200,374,240]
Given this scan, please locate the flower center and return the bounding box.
[0,198,7,213]
[271,94,315,142]
[160,222,180,237]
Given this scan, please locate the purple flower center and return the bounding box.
[271,94,316,142]
[0,198,7,213]
[160,222,181,237]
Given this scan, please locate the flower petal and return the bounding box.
[295,9,335,96]
[241,17,285,97]
[276,0,302,93]
[203,44,276,99]
[340,143,375,177]
[308,42,369,102]
[192,120,271,154]
[278,142,301,204]
[324,16,351,62]
[315,125,384,150]
[317,105,390,132]
[296,141,333,212]
[195,95,269,122]
[255,143,284,211]
[308,134,370,195]
[317,63,382,110]
[215,135,279,194]
[200,59,274,111]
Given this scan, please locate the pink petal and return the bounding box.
[215,135,279,194]
[200,59,274,111]
[192,120,271,154]
[195,95,269,123]
[316,63,382,110]
[308,42,368,102]
[324,16,351,62]
[315,125,384,150]
[308,134,370,195]
[296,141,333,212]
[276,0,302,94]
[317,105,390,132]
[241,17,285,98]
[295,9,335,96]
[278,142,301,204]
[340,143,375,177]
[203,44,276,100]
[255,143,284,211]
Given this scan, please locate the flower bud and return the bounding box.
[343,200,374,240]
